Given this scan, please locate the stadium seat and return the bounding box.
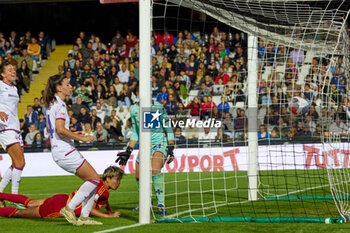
[212,96,221,105]
[235,101,245,109]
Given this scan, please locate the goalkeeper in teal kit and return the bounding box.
[116,96,175,215]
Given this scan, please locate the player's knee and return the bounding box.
[14,160,25,169]
[152,169,161,176]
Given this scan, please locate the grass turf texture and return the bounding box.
[0,170,349,233]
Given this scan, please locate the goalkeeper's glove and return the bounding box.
[116,146,133,166]
[167,144,175,164]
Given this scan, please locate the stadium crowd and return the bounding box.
[17,28,349,147]
[0,31,52,98]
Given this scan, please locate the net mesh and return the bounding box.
[150,0,350,222]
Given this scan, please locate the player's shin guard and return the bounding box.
[0,207,17,217]
[80,192,95,218]
[152,173,164,205]
[11,167,23,194]
[0,167,13,192]
[0,193,31,206]
[68,180,99,210]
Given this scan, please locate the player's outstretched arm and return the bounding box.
[56,119,93,142]
[90,208,121,218]
[116,140,137,166]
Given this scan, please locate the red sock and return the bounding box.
[0,193,31,206]
[0,207,17,217]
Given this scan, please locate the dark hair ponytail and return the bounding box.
[43,74,67,109]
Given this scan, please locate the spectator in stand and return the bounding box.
[71,97,86,116]
[9,31,20,48]
[200,96,213,120]
[32,132,44,147]
[27,37,41,63]
[93,121,108,143]
[107,118,124,142]
[152,75,161,98]
[80,122,93,143]
[174,127,186,145]
[3,40,14,56]
[213,78,225,95]
[162,29,174,47]
[19,31,31,50]
[257,39,266,61]
[90,109,102,131]
[285,58,298,85]
[214,127,231,143]
[117,64,130,84]
[103,85,116,108]
[109,76,122,96]
[186,97,200,117]
[289,48,304,66]
[119,43,129,59]
[111,31,124,49]
[329,117,347,136]
[16,60,31,94]
[215,67,230,84]
[234,109,247,139]
[92,84,106,103]
[230,85,245,105]
[37,31,50,59]
[128,71,138,92]
[218,97,230,113]
[70,115,83,132]
[164,94,178,116]
[156,86,168,105]
[24,105,38,127]
[276,45,288,66]
[82,42,94,63]
[32,97,43,114]
[19,118,29,141]
[265,43,276,67]
[125,30,138,49]
[38,113,46,135]
[94,102,107,124]
[258,124,270,141]
[197,82,211,100]
[117,85,132,107]
[17,49,33,71]
[25,124,39,145]
[198,127,216,143]
[78,106,91,125]
[75,84,92,105]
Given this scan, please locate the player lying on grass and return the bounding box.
[0,166,123,225]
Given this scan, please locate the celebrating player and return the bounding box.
[0,166,123,224]
[43,74,101,225]
[0,62,25,207]
[116,88,175,215]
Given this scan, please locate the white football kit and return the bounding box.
[0,81,23,150]
[46,96,85,173]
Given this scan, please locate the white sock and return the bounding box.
[0,167,12,192]
[68,180,99,210]
[80,192,96,217]
[11,167,23,194]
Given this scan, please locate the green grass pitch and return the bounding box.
[0,171,350,233]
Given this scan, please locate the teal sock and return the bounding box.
[152,173,164,205]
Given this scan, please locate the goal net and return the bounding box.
[149,0,350,223]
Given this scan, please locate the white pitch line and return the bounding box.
[166,182,333,219]
[93,223,146,233]
[93,182,338,232]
